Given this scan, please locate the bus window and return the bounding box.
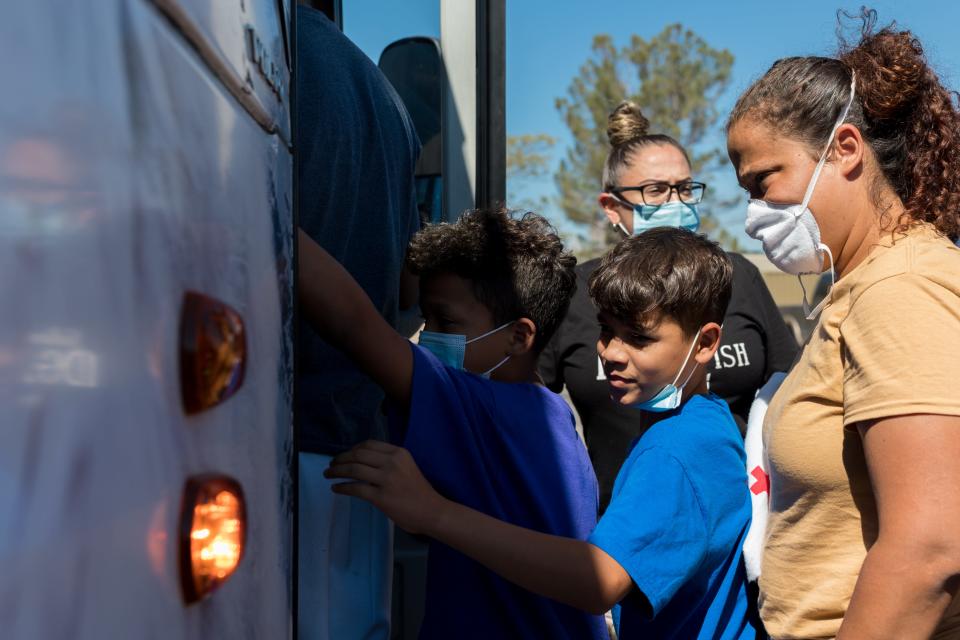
[379,37,444,225]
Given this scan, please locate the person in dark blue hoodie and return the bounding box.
[295,5,422,639]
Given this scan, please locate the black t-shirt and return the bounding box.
[539,253,798,510]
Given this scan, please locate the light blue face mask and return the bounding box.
[418,321,514,377]
[615,200,700,236]
[630,332,700,413]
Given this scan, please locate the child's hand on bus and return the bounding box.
[325,440,446,535]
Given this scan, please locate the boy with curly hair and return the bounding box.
[327,228,758,639]
[297,208,607,639]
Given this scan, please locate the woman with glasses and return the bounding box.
[539,100,798,513]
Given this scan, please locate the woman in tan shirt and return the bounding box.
[725,10,960,639]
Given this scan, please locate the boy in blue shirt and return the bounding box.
[327,227,758,639]
[297,209,607,639]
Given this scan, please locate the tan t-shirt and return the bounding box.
[760,224,960,639]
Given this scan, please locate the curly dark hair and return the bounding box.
[406,208,577,352]
[589,228,732,337]
[727,8,960,238]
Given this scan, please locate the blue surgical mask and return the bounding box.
[615,200,700,236]
[630,332,700,413]
[418,321,514,377]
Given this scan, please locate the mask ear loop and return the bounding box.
[468,321,516,378]
[672,332,702,390]
[610,192,639,237]
[794,71,855,315]
[465,321,515,345]
[800,243,835,320]
[798,72,858,214]
[481,354,511,378]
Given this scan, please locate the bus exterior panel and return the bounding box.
[0,1,294,638]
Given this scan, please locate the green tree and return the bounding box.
[555,25,740,255]
[506,133,557,214]
[506,133,595,254]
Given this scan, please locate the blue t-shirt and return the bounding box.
[395,344,607,640]
[588,393,755,640]
[296,6,422,453]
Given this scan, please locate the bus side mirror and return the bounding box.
[379,37,444,225]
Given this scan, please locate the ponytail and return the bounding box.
[840,9,960,236]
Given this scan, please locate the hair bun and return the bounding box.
[607,101,650,147]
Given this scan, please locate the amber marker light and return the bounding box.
[179,474,247,605]
[179,291,246,415]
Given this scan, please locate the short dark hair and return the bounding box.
[406,208,577,352]
[589,227,732,337]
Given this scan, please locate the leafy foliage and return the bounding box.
[506,133,557,213]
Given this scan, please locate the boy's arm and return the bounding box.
[325,440,634,614]
[297,229,413,408]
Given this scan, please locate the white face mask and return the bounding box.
[744,73,856,319]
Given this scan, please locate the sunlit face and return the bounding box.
[419,272,511,373]
[603,144,692,234]
[596,311,699,406]
[726,117,854,260]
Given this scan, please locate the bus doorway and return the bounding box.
[296,2,504,638]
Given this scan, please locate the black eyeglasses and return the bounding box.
[611,181,707,207]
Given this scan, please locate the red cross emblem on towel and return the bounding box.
[750,466,769,495]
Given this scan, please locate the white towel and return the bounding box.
[742,371,786,582]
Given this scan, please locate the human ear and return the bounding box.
[832,123,864,179]
[693,322,722,364]
[599,193,626,228]
[506,318,537,356]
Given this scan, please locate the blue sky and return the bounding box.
[344,1,960,249]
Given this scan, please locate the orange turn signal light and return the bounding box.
[179,474,246,604]
[179,291,246,415]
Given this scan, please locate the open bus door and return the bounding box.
[294,2,503,638]
[375,0,505,222]
[376,2,506,637]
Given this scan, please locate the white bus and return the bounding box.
[1,1,294,637]
[1,1,503,638]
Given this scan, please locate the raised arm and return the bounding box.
[325,440,633,614]
[297,229,413,408]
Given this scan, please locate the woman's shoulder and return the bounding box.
[905,226,960,281]
[837,225,960,313]
[848,225,960,305]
